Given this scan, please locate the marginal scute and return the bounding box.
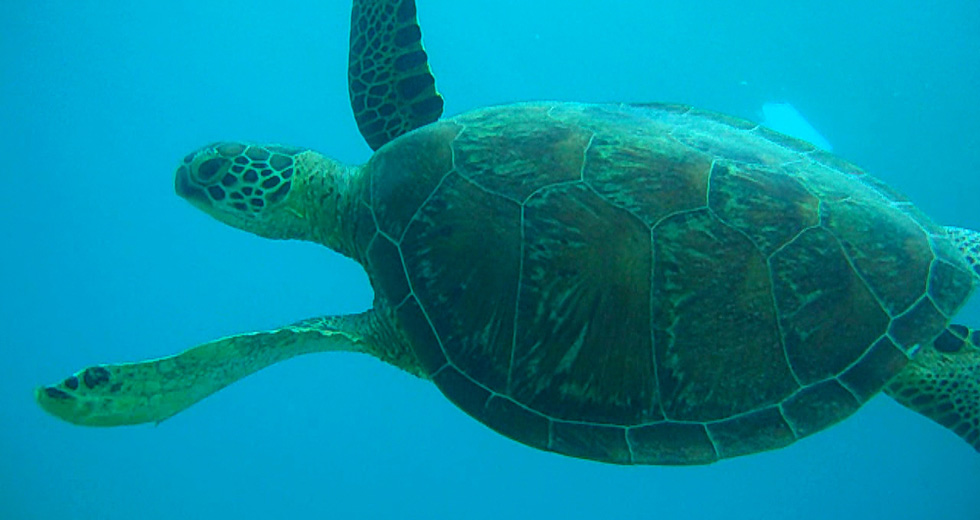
[706,407,797,459]
[781,380,861,438]
[926,255,975,318]
[790,160,867,201]
[753,125,816,153]
[689,107,757,130]
[808,149,865,176]
[550,422,631,465]
[859,174,910,204]
[624,101,691,114]
[432,365,491,422]
[627,422,718,465]
[483,396,551,452]
[433,369,552,454]
[653,111,798,166]
[888,297,948,350]
[837,336,908,402]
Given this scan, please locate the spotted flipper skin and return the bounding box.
[349,0,443,150]
[35,314,381,426]
[885,325,980,451]
[946,226,980,280]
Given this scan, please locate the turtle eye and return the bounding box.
[195,157,229,183]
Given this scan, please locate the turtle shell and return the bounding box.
[350,102,975,464]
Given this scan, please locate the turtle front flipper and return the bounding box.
[349,0,443,150]
[36,311,416,426]
[885,325,980,451]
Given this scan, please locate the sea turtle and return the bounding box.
[36,0,980,465]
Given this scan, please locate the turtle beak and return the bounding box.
[174,164,211,208]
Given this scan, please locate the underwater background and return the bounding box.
[2,0,979,518]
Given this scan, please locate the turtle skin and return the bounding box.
[349,101,975,465]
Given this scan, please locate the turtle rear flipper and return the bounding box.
[35,313,394,426]
[946,226,980,280]
[885,325,980,451]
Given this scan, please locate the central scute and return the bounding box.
[352,102,946,464]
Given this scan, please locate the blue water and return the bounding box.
[3,1,979,518]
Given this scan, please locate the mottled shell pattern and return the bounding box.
[349,102,975,464]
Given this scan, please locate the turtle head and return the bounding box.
[175,142,356,254]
